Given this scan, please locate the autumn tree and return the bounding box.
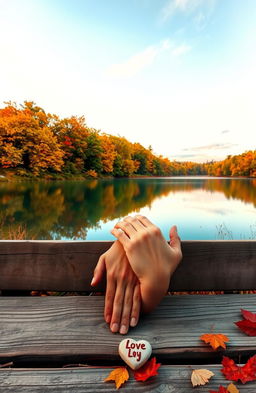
[51,115,89,174]
[100,134,117,174]
[0,101,64,175]
[110,135,138,176]
[84,129,103,173]
[0,101,255,179]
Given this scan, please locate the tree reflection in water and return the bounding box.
[0,177,255,240]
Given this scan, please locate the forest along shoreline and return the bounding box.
[0,102,255,180]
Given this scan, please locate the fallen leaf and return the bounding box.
[200,333,229,350]
[210,386,229,393]
[235,319,256,336]
[241,308,256,323]
[105,367,129,389]
[191,368,214,386]
[227,383,240,393]
[221,355,256,384]
[133,357,161,381]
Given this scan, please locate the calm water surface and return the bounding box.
[0,177,255,240]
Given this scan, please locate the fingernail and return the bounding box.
[120,325,127,335]
[90,277,95,286]
[130,317,137,327]
[105,315,111,323]
[111,323,119,333]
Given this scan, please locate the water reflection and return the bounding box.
[0,177,255,240]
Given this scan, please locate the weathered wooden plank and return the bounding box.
[0,295,255,366]
[0,366,255,392]
[0,240,255,291]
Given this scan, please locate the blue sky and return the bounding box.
[0,0,255,162]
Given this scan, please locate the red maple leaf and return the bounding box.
[133,357,161,382]
[210,386,229,393]
[235,308,256,336]
[235,319,256,336]
[241,308,256,323]
[221,355,256,384]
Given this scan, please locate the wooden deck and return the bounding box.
[0,240,256,392]
[0,366,255,392]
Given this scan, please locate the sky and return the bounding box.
[0,0,255,162]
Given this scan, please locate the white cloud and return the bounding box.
[161,0,216,22]
[107,39,191,77]
[107,46,159,78]
[172,44,191,56]
[194,12,207,30]
[183,143,238,152]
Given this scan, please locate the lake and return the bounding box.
[0,177,255,241]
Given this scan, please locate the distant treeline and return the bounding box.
[0,101,255,178]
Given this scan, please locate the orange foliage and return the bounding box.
[105,367,129,389]
[0,101,255,178]
[200,333,229,350]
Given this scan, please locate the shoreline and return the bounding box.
[0,172,255,182]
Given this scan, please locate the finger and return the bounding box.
[110,283,126,333]
[111,228,131,249]
[124,216,146,232]
[119,283,134,334]
[114,220,137,238]
[91,255,105,286]
[130,283,141,327]
[169,225,181,251]
[135,215,154,228]
[104,275,116,324]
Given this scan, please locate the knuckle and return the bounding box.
[133,290,141,303]
[106,292,113,304]
[132,305,139,317]
[115,230,125,240]
[128,272,137,284]
[121,315,129,326]
[105,304,112,315]
[107,271,115,281]
[151,226,161,236]
[113,300,122,313]
[119,271,127,281]
[134,295,141,304]
[124,216,132,222]
[140,231,149,241]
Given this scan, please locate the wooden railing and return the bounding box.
[0,240,255,291]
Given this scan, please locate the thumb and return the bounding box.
[91,255,106,286]
[169,225,181,251]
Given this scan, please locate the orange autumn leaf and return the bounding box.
[105,367,129,389]
[134,357,161,382]
[191,368,214,386]
[200,333,229,350]
[227,383,240,393]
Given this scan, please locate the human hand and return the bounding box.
[91,240,141,335]
[111,215,182,313]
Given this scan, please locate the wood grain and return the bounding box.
[0,365,254,392]
[0,295,256,366]
[0,240,255,291]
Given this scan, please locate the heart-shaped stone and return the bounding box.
[118,338,152,370]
